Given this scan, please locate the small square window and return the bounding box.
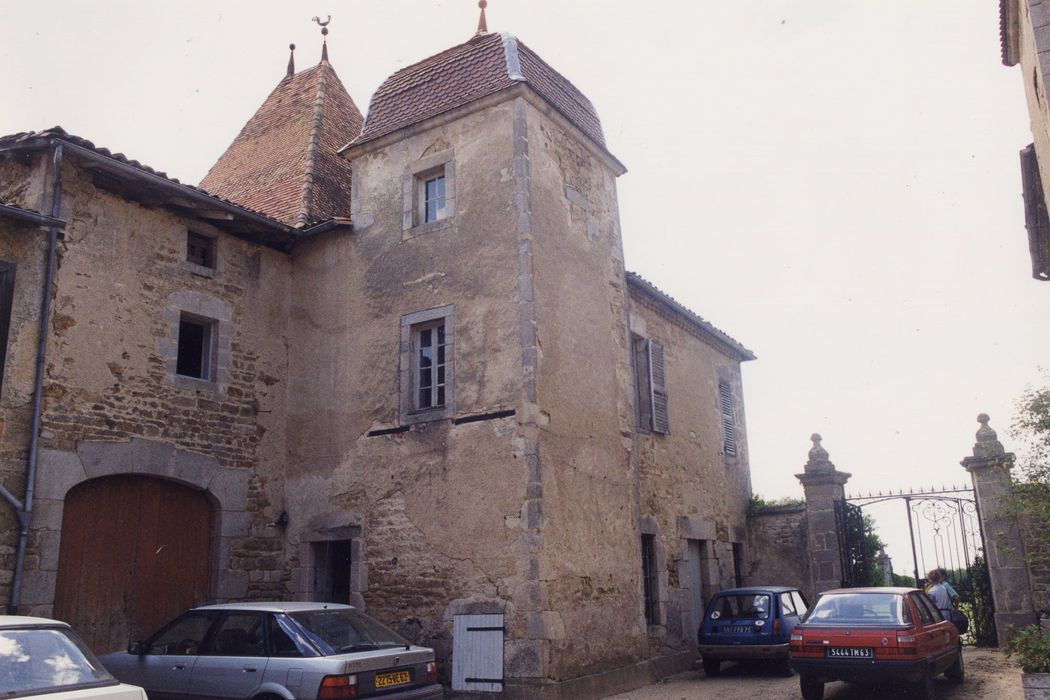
[186,232,215,269]
[404,152,455,234]
[176,313,215,380]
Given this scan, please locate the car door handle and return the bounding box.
[242,667,257,673]
[172,664,185,670]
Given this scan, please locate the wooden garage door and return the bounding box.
[53,475,213,653]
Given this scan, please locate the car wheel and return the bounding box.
[702,657,721,677]
[912,668,936,700]
[799,675,824,700]
[945,645,965,683]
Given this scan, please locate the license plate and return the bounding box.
[375,670,411,688]
[721,625,754,633]
[825,647,873,659]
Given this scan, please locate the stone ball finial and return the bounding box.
[806,432,831,471]
[972,412,1007,458]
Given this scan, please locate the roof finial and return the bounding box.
[287,43,296,77]
[475,0,489,36]
[312,15,331,63]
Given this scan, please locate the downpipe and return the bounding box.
[4,142,62,613]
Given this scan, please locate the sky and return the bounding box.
[2,1,1048,572]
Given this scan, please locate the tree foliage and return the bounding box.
[1011,382,1050,561]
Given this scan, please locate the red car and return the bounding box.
[788,587,963,700]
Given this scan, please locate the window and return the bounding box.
[632,335,668,434]
[422,173,446,223]
[781,592,797,616]
[147,611,217,655]
[791,591,809,617]
[206,613,265,657]
[313,540,353,604]
[186,232,215,269]
[719,380,737,456]
[641,534,659,624]
[176,313,215,380]
[403,150,455,234]
[399,305,454,424]
[0,261,15,394]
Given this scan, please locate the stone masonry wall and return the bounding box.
[0,152,293,611]
[746,504,810,598]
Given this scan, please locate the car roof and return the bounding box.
[712,586,800,595]
[820,587,918,595]
[192,601,357,613]
[0,615,71,628]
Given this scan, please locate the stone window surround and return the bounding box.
[297,525,367,609]
[402,149,456,238]
[21,439,251,613]
[639,516,668,633]
[161,291,232,393]
[399,305,455,426]
[182,228,219,279]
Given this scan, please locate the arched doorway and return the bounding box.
[53,475,214,652]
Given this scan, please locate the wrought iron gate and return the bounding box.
[844,486,996,646]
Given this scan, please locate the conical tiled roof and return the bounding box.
[347,32,606,152]
[201,57,363,227]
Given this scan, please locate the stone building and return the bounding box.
[1001,0,1050,279]
[0,17,755,698]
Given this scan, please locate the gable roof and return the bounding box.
[200,59,363,227]
[626,272,756,362]
[346,32,607,155]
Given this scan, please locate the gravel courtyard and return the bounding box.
[603,648,1022,699]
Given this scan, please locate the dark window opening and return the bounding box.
[0,262,15,394]
[732,543,744,588]
[187,232,215,268]
[313,540,353,604]
[641,534,659,625]
[176,314,213,379]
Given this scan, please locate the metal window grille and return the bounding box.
[719,381,736,455]
[641,534,659,624]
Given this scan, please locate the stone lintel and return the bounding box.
[961,454,1016,474]
[795,470,852,489]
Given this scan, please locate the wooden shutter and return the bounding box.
[719,381,736,455]
[452,614,505,693]
[648,340,669,434]
[632,336,652,432]
[1021,144,1050,280]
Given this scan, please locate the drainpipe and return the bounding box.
[5,143,63,613]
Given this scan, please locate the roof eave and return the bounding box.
[340,83,627,176]
[0,203,66,230]
[626,273,756,362]
[1,137,300,251]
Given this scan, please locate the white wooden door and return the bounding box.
[452,614,505,692]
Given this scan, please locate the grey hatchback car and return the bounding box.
[100,602,443,700]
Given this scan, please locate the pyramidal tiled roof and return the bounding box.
[200,56,363,227]
[348,32,606,152]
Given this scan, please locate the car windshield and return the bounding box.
[803,593,908,626]
[0,627,116,696]
[288,609,408,655]
[710,594,771,620]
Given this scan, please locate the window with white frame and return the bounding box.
[400,305,454,424]
[421,171,447,224]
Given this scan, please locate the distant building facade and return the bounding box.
[0,22,755,698]
[1001,0,1050,279]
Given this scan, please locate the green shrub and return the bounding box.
[1006,624,1050,673]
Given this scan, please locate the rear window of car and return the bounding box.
[709,594,771,620]
[288,609,408,655]
[0,626,117,697]
[803,593,909,626]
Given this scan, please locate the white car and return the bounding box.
[0,615,148,698]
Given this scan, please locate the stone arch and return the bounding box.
[24,438,250,616]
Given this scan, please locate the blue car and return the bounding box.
[697,586,809,677]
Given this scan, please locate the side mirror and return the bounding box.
[127,641,145,656]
